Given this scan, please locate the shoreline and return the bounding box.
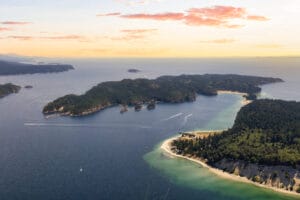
[43,89,256,118]
[160,133,300,197]
[217,90,252,106]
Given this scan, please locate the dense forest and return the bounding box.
[173,99,300,166]
[0,60,74,75]
[43,74,282,116]
[0,83,21,98]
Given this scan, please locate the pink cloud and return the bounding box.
[247,15,269,21]
[184,6,247,27]
[8,36,33,40]
[224,24,244,29]
[121,29,157,33]
[7,34,87,41]
[97,12,121,17]
[184,15,224,26]
[187,6,245,19]
[0,27,13,31]
[42,35,85,40]
[121,13,185,21]
[100,5,269,28]
[109,29,157,41]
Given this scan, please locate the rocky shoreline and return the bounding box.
[43,104,112,117]
[162,133,300,197]
[42,74,283,117]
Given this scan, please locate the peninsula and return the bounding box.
[0,60,74,75]
[43,74,282,116]
[0,83,21,98]
[168,99,300,195]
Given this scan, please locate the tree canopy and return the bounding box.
[43,74,282,116]
[173,99,300,166]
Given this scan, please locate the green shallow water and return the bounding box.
[144,95,299,200]
[144,144,299,200]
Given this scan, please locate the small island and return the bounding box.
[0,60,74,75]
[0,83,21,98]
[42,74,283,117]
[128,68,141,73]
[24,85,33,89]
[167,99,300,195]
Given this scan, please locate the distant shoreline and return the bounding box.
[217,90,252,106]
[161,132,300,197]
[0,60,74,76]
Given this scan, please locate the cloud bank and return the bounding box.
[99,5,269,28]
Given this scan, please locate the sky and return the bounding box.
[0,0,300,58]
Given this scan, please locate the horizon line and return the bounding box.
[1,54,300,60]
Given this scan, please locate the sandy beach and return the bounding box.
[217,90,252,106]
[161,133,300,197]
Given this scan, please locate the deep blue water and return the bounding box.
[0,58,299,200]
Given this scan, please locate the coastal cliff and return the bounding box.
[214,159,300,192]
[171,99,300,194]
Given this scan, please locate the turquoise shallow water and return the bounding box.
[0,58,299,199]
[144,98,299,200]
[144,146,298,200]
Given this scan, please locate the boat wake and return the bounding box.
[24,123,151,129]
[182,113,193,126]
[162,113,183,121]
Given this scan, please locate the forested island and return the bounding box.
[0,83,21,98]
[171,99,300,193]
[0,60,74,75]
[43,74,282,116]
[128,69,141,73]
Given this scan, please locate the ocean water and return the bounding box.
[0,58,299,200]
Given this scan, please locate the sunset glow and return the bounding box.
[0,0,299,57]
